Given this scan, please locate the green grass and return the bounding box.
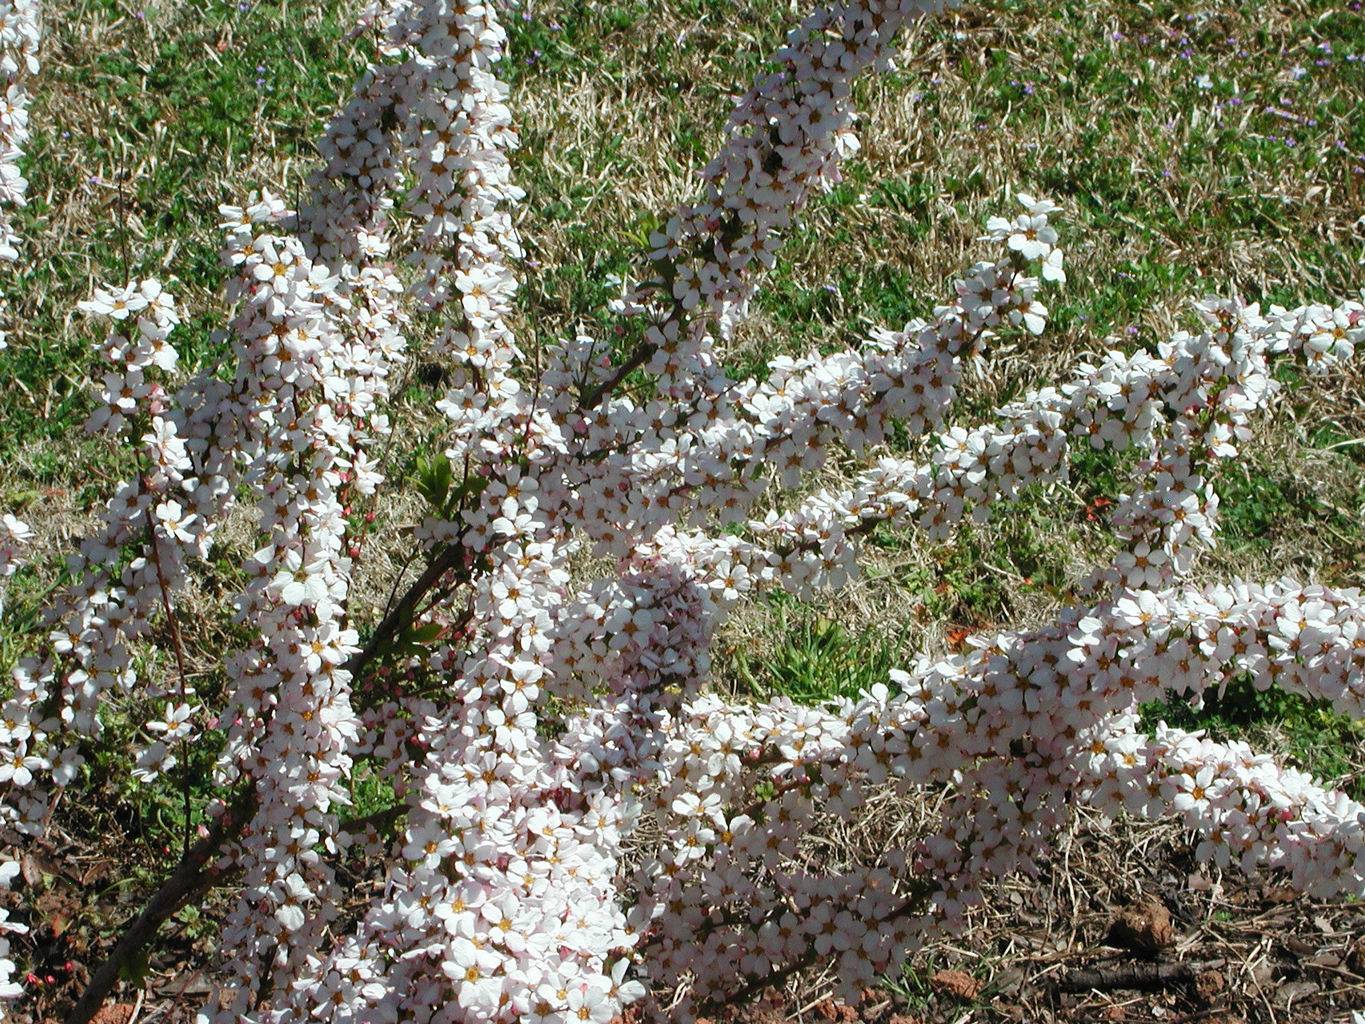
[728,605,901,703]
[1216,458,1361,556]
[1,0,368,463]
[1141,678,1365,802]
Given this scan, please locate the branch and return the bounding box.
[63,788,257,1024]
[342,538,466,679]
[142,504,195,860]
[61,520,460,1019]
[57,97,792,1022]
[575,143,765,413]
[577,329,662,411]
[61,791,413,1024]
[1053,960,1208,993]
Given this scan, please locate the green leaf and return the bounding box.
[119,949,150,985]
[415,453,454,512]
[406,622,444,644]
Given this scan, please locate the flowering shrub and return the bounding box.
[1,0,1364,1021]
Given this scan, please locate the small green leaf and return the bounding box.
[406,622,444,644]
[415,453,454,512]
[119,949,150,985]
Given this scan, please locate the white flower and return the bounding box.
[1006,214,1058,260]
[155,501,198,545]
[0,1,1362,1017]
[146,702,197,742]
[79,283,147,320]
[1041,247,1065,283]
[1016,192,1061,216]
[274,873,312,932]
[132,741,176,783]
[0,750,43,787]
[271,553,331,607]
[606,958,646,1005]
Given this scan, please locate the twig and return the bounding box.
[577,330,660,411]
[378,543,422,624]
[143,504,194,860]
[70,527,456,1020]
[1321,436,1365,451]
[62,791,406,1024]
[694,889,930,1014]
[63,788,256,1024]
[60,31,839,1015]
[341,537,466,679]
[1053,960,1209,993]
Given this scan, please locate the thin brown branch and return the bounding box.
[142,504,195,860]
[61,790,411,1024]
[1053,960,1209,993]
[62,532,460,1020]
[63,788,257,1024]
[341,537,466,679]
[577,316,669,411]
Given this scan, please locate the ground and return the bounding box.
[0,0,1362,1021]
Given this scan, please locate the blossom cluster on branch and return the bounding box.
[0,0,38,350]
[0,0,1362,1022]
[0,20,42,992]
[0,514,29,1006]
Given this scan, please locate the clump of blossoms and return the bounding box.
[0,0,38,349]
[0,513,31,621]
[1,279,203,829]
[0,519,30,1010]
[1,1,1363,1022]
[0,15,40,983]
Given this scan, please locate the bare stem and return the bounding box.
[143,504,195,860]
[62,788,256,1024]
